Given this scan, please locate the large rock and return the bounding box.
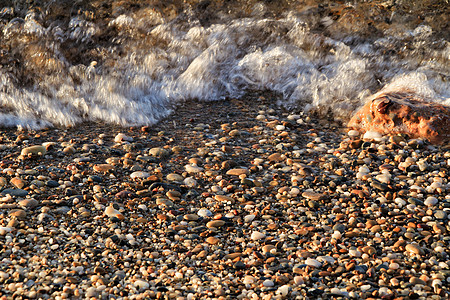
[348,92,450,143]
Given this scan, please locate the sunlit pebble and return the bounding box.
[331,231,342,239]
[197,208,212,217]
[244,214,256,223]
[424,196,438,206]
[389,262,400,270]
[262,280,274,287]
[363,130,382,140]
[305,258,322,268]
[294,276,304,285]
[349,249,361,257]
[251,231,265,240]
[348,130,360,138]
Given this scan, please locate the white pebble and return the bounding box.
[251,231,265,240]
[277,285,290,296]
[330,288,343,295]
[185,164,203,174]
[197,208,212,217]
[305,258,322,268]
[294,276,304,285]
[114,133,133,143]
[130,171,150,179]
[244,215,256,223]
[424,196,438,206]
[363,130,382,140]
[134,279,149,290]
[348,130,360,138]
[262,279,274,287]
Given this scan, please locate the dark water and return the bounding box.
[0,0,448,128]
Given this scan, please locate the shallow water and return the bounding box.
[0,0,448,128]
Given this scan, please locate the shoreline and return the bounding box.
[0,98,449,299]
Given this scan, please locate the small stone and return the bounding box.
[405,243,424,255]
[244,214,256,223]
[214,195,235,203]
[226,168,249,176]
[302,191,325,201]
[262,279,274,287]
[206,220,225,228]
[206,236,220,245]
[134,279,150,290]
[198,208,212,217]
[262,245,276,254]
[130,171,151,179]
[9,209,27,219]
[19,199,39,208]
[434,210,447,220]
[149,147,170,158]
[21,145,47,156]
[424,196,438,206]
[167,173,184,182]
[251,231,265,240]
[305,258,322,268]
[93,164,114,172]
[10,177,26,189]
[268,153,285,162]
[362,246,376,255]
[114,133,133,143]
[1,189,28,197]
[184,214,199,221]
[363,130,383,140]
[185,164,204,173]
[348,130,360,137]
[104,204,124,220]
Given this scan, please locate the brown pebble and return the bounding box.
[207,220,225,228]
[226,168,249,176]
[10,177,26,189]
[405,243,424,255]
[206,236,220,245]
[10,209,27,219]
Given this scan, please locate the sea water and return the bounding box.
[0,1,448,129]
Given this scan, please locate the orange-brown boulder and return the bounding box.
[348,92,450,143]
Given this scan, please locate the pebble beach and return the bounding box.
[0,95,449,299]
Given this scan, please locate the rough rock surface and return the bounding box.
[348,92,450,143]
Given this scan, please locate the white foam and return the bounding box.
[0,11,447,129]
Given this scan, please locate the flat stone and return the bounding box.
[1,189,28,197]
[130,171,151,179]
[21,145,47,156]
[114,133,133,143]
[268,153,285,162]
[206,220,226,228]
[302,191,325,201]
[104,204,124,219]
[9,209,27,219]
[226,168,249,176]
[10,177,26,189]
[214,195,235,203]
[167,173,184,182]
[93,164,114,172]
[185,164,203,173]
[184,214,199,221]
[251,231,265,240]
[405,243,424,255]
[305,258,322,268]
[149,147,170,158]
[19,199,39,208]
[206,236,220,245]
